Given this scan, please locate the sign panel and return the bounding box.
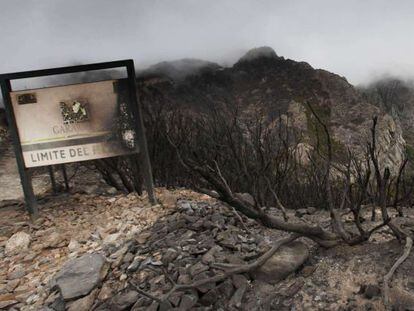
[10,79,137,167]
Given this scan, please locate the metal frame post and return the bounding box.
[48,166,57,194]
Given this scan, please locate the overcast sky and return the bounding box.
[1,0,414,86]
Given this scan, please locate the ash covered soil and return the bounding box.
[1,183,414,310]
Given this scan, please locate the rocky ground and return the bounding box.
[1,183,414,310]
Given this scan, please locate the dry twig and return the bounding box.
[383,236,413,310]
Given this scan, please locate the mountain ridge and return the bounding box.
[138,46,406,172]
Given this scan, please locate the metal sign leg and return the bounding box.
[48,166,58,194]
[126,61,157,204]
[61,164,70,191]
[22,169,39,218]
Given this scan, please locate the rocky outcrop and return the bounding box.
[282,100,405,174]
[361,77,414,149]
[375,114,406,174]
[237,46,280,63]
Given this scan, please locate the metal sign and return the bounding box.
[0,60,156,217]
[11,80,137,167]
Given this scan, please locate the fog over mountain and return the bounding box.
[1,0,414,89]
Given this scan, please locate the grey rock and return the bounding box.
[49,294,65,311]
[146,301,160,311]
[183,214,198,223]
[217,278,234,298]
[52,253,108,300]
[193,272,215,293]
[200,289,219,306]
[6,279,20,291]
[103,233,121,246]
[201,245,221,264]
[179,202,193,212]
[179,293,198,310]
[84,184,100,195]
[67,239,80,252]
[307,206,317,214]
[5,232,30,255]
[177,273,191,285]
[98,282,113,301]
[168,292,183,307]
[162,248,179,264]
[110,245,128,268]
[189,262,208,277]
[224,254,245,265]
[123,252,134,264]
[45,232,63,248]
[252,241,309,284]
[67,289,97,311]
[107,187,118,195]
[7,265,26,280]
[127,257,142,272]
[109,290,139,310]
[216,230,238,250]
[158,301,173,311]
